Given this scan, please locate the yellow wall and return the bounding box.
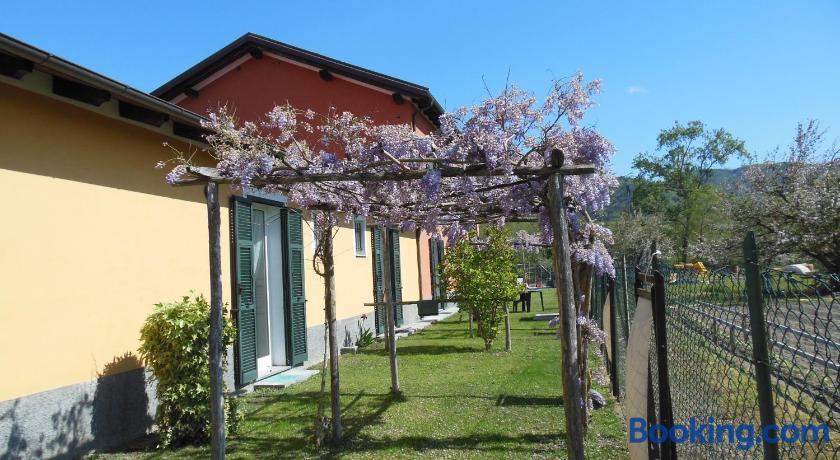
[0,83,425,401]
[0,84,234,401]
[300,219,422,326]
[399,231,422,302]
[301,216,373,326]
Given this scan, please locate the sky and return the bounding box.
[2,1,838,176]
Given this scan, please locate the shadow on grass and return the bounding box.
[495,395,563,406]
[361,345,482,356]
[226,389,565,457]
[341,432,565,455]
[222,390,403,457]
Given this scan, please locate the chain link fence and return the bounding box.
[647,265,839,458]
[591,255,636,400]
[593,236,839,458]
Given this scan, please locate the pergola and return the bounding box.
[166,74,614,460]
[175,150,592,460]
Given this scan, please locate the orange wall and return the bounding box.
[417,232,433,300]
[172,54,436,299]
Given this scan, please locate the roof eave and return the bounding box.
[153,33,444,125]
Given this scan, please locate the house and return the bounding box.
[152,32,449,385]
[0,32,446,458]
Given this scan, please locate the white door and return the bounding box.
[252,204,287,377]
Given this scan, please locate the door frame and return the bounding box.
[231,195,294,383]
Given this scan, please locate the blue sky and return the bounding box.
[2,1,838,176]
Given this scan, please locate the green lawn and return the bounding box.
[96,293,627,459]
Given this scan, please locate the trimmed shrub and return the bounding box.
[138,294,239,447]
[442,229,520,350]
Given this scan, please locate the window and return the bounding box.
[353,216,367,257]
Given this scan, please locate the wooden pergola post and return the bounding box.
[380,226,401,394]
[545,150,584,460]
[321,216,342,441]
[205,182,225,460]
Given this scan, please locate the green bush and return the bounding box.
[442,228,520,350]
[138,294,239,447]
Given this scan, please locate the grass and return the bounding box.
[95,293,628,459]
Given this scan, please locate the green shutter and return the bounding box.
[429,237,440,300]
[389,230,404,326]
[371,227,385,335]
[232,198,258,386]
[285,209,308,366]
[436,239,446,299]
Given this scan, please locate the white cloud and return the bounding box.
[626,86,648,95]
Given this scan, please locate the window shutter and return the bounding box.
[436,239,446,299]
[389,229,404,326]
[429,237,440,300]
[232,199,258,386]
[371,227,385,335]
[285,209,308,366]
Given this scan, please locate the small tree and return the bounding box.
[139,294,238,447]
[442,229,520,351]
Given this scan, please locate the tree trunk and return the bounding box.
[380,226,400,394]
[205,182,225,460]
[546,162,585,460]
[322,220,342,442]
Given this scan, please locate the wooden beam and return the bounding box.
[205,182,226,460]
[119,101,169,127]
[173,122,211,143]
[52,76,110,106]
[174,164,596,186]
[0,52,33,79]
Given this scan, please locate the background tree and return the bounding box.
[695,121,840,272]
[607,211,673,266]
[442,229,520,351]
[632,120,748,262]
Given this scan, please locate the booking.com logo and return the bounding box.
[629,417,830,451]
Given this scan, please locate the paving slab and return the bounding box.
[253,369,318,389]
[532,313,558,321]
[377,305,460,341]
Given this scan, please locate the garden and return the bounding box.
[93,292,627,459]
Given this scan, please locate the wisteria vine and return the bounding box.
[163,73,618,276]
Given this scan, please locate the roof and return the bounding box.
[0,32,208,141]
[152,33,444,125]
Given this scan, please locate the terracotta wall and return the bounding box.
[172,54,437,308]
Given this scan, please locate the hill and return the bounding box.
[599,167,745,221]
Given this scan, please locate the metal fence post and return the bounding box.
[608,277,620,398]
[646,366,660,460]
[652,270,677,460]
[622,254,631,344]
[743,231,780,460]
